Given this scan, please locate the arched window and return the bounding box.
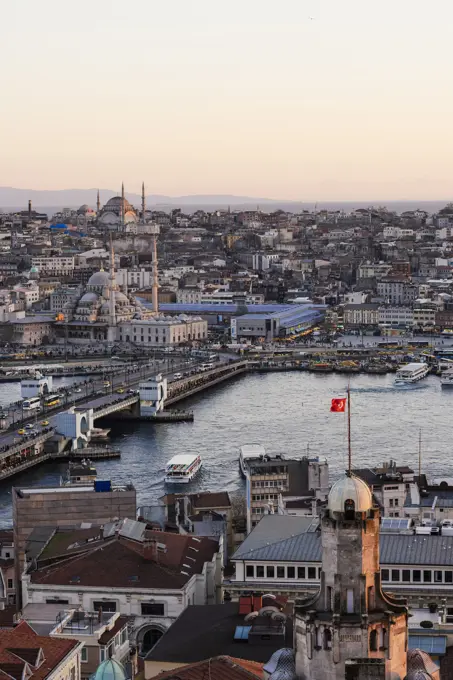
[369,629,378,652]
[380,627,387,650]
[344,498,355,519]
[324,628,332,650]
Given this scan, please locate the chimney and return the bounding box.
[143,539,158,562]
[28,200,32,221]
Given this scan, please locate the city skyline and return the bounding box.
[2,0,453,200]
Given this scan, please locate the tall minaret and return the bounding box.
[121,182,125,227]
[108,235,117,340]
[152,232,159,314]
[141,182,146,224]
[96,189,101,216]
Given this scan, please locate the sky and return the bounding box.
[1,0,453,200]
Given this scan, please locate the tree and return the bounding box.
[230,493,246,520]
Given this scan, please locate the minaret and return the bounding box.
[96,189,101,216]
[141,182,146,224]
[121,182,125,227]
[152,232,159,314]
[107,235,117,341]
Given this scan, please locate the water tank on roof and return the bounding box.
[94,480,111,492]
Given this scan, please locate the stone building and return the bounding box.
[294,474,409,680]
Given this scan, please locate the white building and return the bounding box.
[358,262,392,280]
[377,279,418,305]
[116,268,152,291]
[23,521,222,656]
[118,316,207,346]
[176,288,203,304]
[31,256,75,276]
[378,305,414,328]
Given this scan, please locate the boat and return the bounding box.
[90,427,111,441]
[336,360,360,374]
[441,369,453,387]
[164,454,202,483]
[365,363,388,374]
[239,444,266,478]
[309,362,334,373]
[61,460,97,486]
[394,362,429,385]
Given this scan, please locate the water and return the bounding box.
[0,371,451,527]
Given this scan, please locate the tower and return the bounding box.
[96,189,101,216]
[295,474,408,680]
[107,235,117,342]
[152,231,159,314]
[121,182,125,227]
[141,182,146,224]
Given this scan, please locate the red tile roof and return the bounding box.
[155,656,263,680]
[0,620,79,680]
[31,534,218,590]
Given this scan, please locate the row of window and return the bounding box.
[251,480,287,488]
[45,599,165,616]
[381,568,453,584]
[252,494,279,502]
[246,565,321,580]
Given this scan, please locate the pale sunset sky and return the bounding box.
[1,0,452,200]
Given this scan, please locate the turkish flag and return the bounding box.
[331,398,346,412]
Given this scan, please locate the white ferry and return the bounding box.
[239,444,266,478]
[394,362,429,385]
[441,370,453,388]
[164,454,202,484]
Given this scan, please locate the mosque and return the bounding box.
[95,184,141,228]
[54,236,207,346]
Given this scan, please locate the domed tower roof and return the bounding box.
[87,270,110,287]
[77,204,92,214]
[79,292,98,304]
[327,474,372,513]
[93,659,127,680]
[104,196,134,212]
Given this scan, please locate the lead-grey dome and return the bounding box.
[79,292,98,304]
[88,270,109,287]
[327,474,372,513]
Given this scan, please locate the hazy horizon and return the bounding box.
[2,0,453,200]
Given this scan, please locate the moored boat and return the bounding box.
[309,362,334,373]
[394,362,429,385]
[239,444,266,478]
[441,369,453,387]
[164,454,202,483]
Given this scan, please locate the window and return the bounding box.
[381,569,389,582]
[256,566,264,578]
[389,499,394,507]
[394,498,399,507]
[266,566,275,578]
[121,628,127,645]
[434,570,443,583]
[369,630,378,652]
[307,566,316,579]
[93,601,116,613]
[346,589,354,614]
[141,602,165,617]
[246,565,254,578]
[287,566,295,579]
[7,579,13,589]
[423,570,432,583]
[5,552,10,558]
[446,571,453,583]
[412,570,421,583]
[324,628,332,650]
[402,570,411,582]
[277,566,285,579]
[391,570,399,582]
[298,567,306,579]
[81,647,88,663]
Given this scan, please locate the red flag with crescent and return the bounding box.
[331,398,346,412]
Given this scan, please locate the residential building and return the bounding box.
[176,287,203,304]
[144,602,291,679]
[343,303,379,327]
[23,519,222,656]
[247,456,329,532]
[12,482,136,605]
[146,655,265,680]
[358,262,392,280]
[0,620,82,680]
[413,299,438,327]
[31,256,75,276]
[378,305,414,328]
[49,286,82,314]
[377,279,418,305]
[21,605,131,680]
[0,529,15,606]
[352,461,414,516]
[10,316,55,345]
[116,268,152,291]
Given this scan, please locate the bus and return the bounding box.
[23,397,41,411]
[407,340,430,348]
[44,394,60,408]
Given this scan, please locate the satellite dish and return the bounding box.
[259,606,279,617]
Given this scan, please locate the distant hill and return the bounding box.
[0,186,291,209]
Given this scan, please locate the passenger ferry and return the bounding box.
[394,362,429,385]
[164,454,202,483]
[239,444,266,478]
[441,370,453,388]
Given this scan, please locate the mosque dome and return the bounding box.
[79,292,98,304]
[115,292,129,304]
[92,659,127,680]
[77,204,92,214]
[327,474,372,514]
[105,196,134,212]
[88,271,110,287]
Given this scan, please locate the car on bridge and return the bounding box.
[117,388,125,393]
[41,420,49,426]
[173,373,183,380]
[17,429,25,435]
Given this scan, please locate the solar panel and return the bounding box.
[381,517,412,532]
[234,626,252,641]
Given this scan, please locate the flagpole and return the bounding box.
[347,381,351,474]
